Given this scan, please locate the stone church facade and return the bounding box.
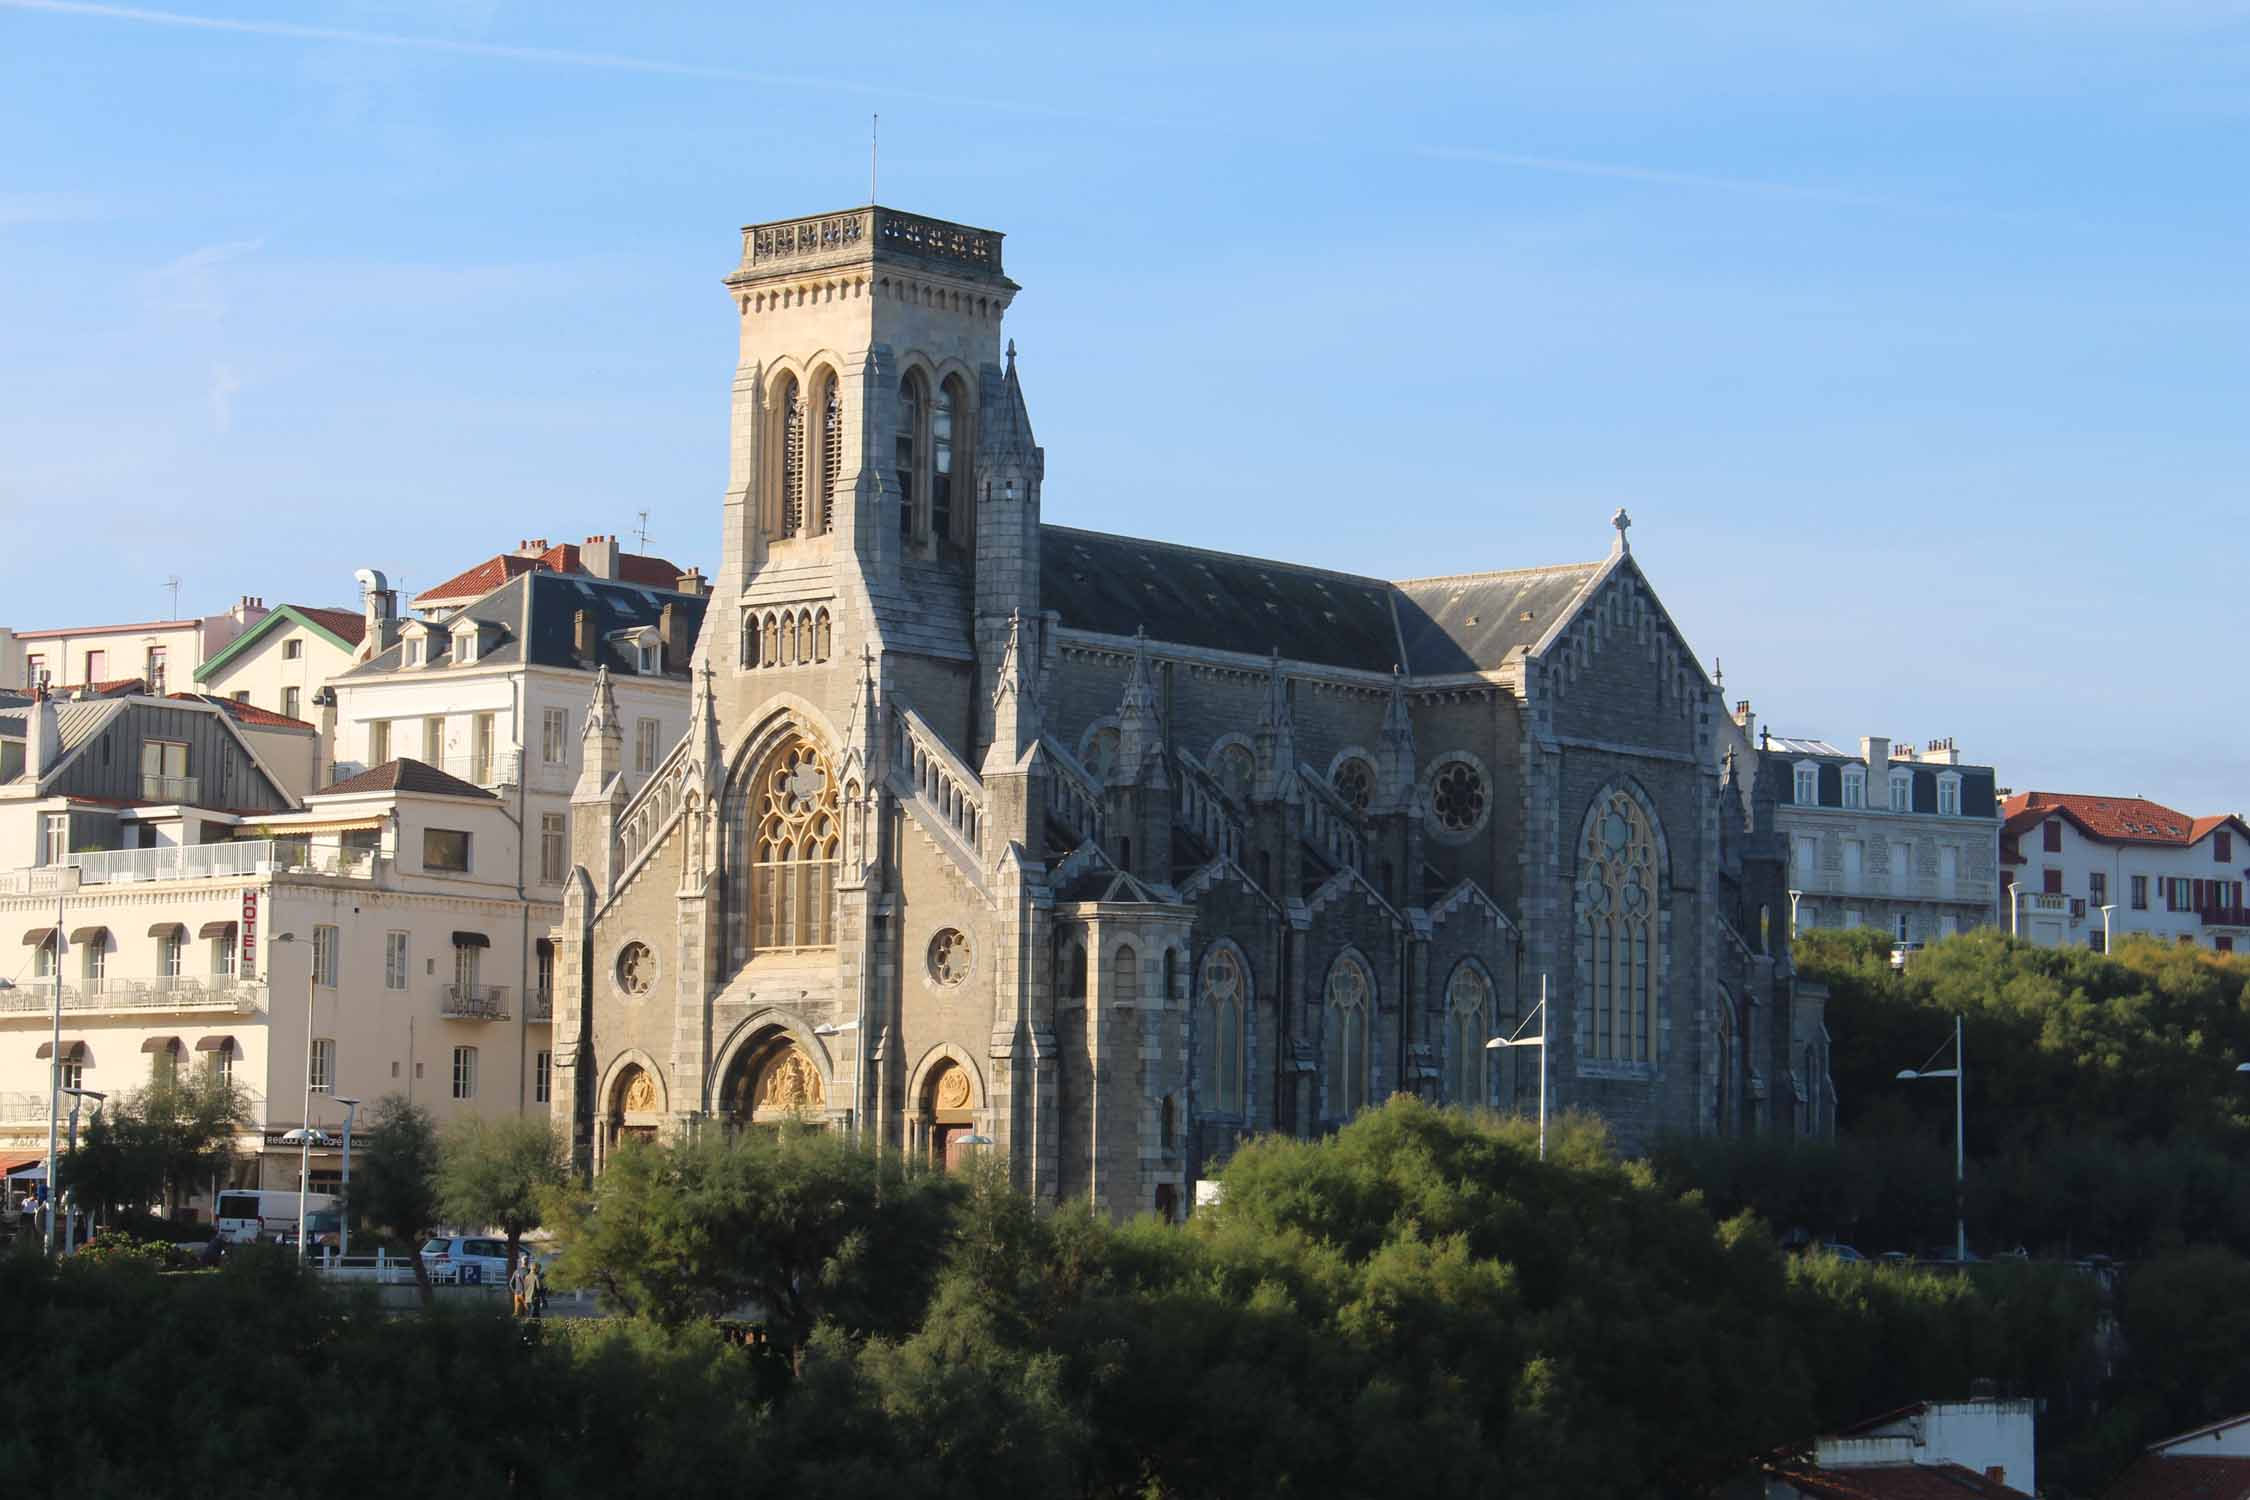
[552,204,1829,1216]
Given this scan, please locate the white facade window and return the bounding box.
[1795,836,1818,874]
[1941,846,1960,888]
[210,1039,234,1084]
[82,939,105,992]
[454,628,478,665]
[368,719,391,764]
[385,932,410,990]
[1892,842,1912,890]
[309,1038,335,1094]
[1844,909,1862,929]
[42,815,66,867]
[1889,772,1911,812]
[1895,913,1911,941]
[405,637,425,668]
[313,924,339,987]
[1800,904,1820,931]
[160,934,182,979]
[424,716,445,760]
[212,932,235,977]
[32,939,54,981]
[472,713,496,783]
[542,707,568,764]
[1844,840,1864,878]
[283,639,303,661]
[282,686,301,721]
[451,1045,478,1100]
[60,1054,83,1093]
[635,718,659,775]
[1793,762,1818,805]
[1842,767,1865,809]
[540,813,566,884]
[1937,774,1961,816]
[535,1050,552,1105]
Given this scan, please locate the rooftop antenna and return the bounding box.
[870,113,878,204]
[634,509,652,552]
[165,575,182,617]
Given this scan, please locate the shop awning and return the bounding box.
[67,925,108,945]
[451,931,490,949]
[20,927,55,947]
[140,1036,182,1055]
[147,921,187,940]
[196,920,236,940]
[0,1152,44,1178]
[193,1035,235,1053]
[249,816,386,837]
[33,1041,86,1061]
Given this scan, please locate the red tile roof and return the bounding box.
[289,605,367,646]
[410,541,688,607]
[2003,792,2224,847]
[166,692,314,730]
[2104,1455,2250,1500]
[318,757,494,800]
[1774,1463,2030,1500]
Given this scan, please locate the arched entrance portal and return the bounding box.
[720,1030,829,1128]
[607,1064,662,1156]
[919,1059,978,1170]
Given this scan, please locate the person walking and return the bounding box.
[508,1254,527,1318]
[524,1254,545,1321]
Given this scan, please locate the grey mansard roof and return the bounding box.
[341,570,708,680]
[1040,525,1604,676]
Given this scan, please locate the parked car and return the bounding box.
[1889,942,1926,971]
[1818,1242,1867,1262]
[1922,1245,1985,1264]
[420,1235,513,1286]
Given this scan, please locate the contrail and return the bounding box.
[0,0,1074,116]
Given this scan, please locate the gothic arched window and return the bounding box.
[1332,757,1374,816]
[748,736,840,952]
[895,374,921,538]
[1215,742,1254,803]
[774,372,805,538]
[1576,788,1660,1062]
[931,378,959,543]
[817,375,842,536]
[1444,964,1489,1107]
[1111,945,1136,1006]
[1199,945,1246,1116]
[1325,954,1372,1118]
[1715,990,1736,1133]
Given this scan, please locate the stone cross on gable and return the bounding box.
[1611,507,1632,555]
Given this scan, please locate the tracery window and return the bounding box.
[817,375,842,535]
[775,372,805,538]
[1332,758,1374,815]
[1444,964,1489,1106]
[1431,758,1488,836]
[931,380,957,542]
[1111,945,1136,1005]
[1214,742,1254,803]
[1577,788,1660,1063]
[1199,946,1246,1115]
[1082,726,1121,786]
[749,737,840,952]
[1324,954,1372,1118]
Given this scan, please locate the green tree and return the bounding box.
[58,1103,161,1226]
[543,1120,961,1343]
[435,1114,566,1271]
[355,1094,440,1306]
[134,1070,253,1216]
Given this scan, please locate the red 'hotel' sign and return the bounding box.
[240,890,258,979]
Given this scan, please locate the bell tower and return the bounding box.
[707,207,1021,689]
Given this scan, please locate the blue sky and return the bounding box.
[2,1,2245,811]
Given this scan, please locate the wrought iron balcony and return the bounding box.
[525,989,554,1023]
[0,975,263,1016]
[2201,905,2250,928]
[440,984,511,1022]
[138,772,200,803]
[62,839,377,887]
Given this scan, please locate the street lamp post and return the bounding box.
[2100,904,2117,955]
[60,1087,105,1253]
[1898,1014,1967,1263]
[45,886,61,1257]
[1487,976,1550,1160]
[273,932,320,1263]
[336,1096,360,1260]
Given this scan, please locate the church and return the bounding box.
[552,204,1829,1216]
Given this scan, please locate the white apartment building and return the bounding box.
[2,597,271,697]
[0,690,558,1209]
[328,549,709,909]
[2000,791,2250,953]
[1766,734,2003,942]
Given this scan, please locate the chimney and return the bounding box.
[583,535,619,580]
[658,603,678,669]
[1863,736,1890,776]
[573,609,593,662]
[514,538,550,559]
[1733,699,1754,742]
[675,567,705,598]
[25,684,59,782]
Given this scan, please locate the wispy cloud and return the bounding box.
[0,190,105,226]
[155,237,263,277]
[207,363,240,432]
[1416,146,1905,210]
[0,0,1080,117]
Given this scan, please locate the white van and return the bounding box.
[214,1189,338,1244]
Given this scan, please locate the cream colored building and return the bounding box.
[5,597,270,696]
[189,603,368,794]
[0,688,557,1208]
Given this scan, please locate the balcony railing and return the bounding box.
[440,984,511,1022]
[0,975,264,1016]
[64,839,377,887]
[138,772,200,803]
[2201,906,2250,928]
[526,989,553,1023]
[0,1092,50,1123]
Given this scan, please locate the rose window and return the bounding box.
[1333,759,1374,815]
[1432,761,1487,833]
[928,928,972,986]
[617,941,655,995]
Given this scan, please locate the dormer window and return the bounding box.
[451,623,481,666]
[1793,762,1818,805]
[1889,770,1911,812]
[1841,766,1866,809]
[1937,772,1961,816]
[637,643,657,674]
[405,637,426,668]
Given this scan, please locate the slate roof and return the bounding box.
[317,758,495,800]
[2103,1456,2250,1500]
[411,541,688,609]
[1039,525,1607,675]
[2001,792,2243,848]
[342,571,707,680]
